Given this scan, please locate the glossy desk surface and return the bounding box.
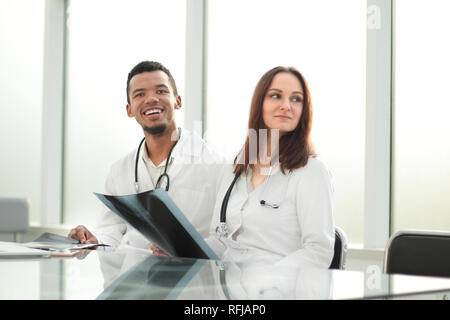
[1,246,450,300]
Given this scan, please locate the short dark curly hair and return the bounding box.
[126,61,178,104]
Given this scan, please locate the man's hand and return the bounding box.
[68,225,98,244]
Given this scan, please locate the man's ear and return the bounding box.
[174,95,182,110]
[126,104,134,117]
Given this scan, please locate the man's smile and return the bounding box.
[143,107,164,118]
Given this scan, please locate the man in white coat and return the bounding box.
[68,61,224,249]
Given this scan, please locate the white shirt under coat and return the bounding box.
[94,129,225,249]
[208,156,335,269]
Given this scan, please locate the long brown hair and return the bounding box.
[234,66,316,175]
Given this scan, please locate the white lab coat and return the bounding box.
[207,156,335,269]
[94,129,225,249]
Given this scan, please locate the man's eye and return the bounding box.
[134,93,144,98]
[157,89,169,94]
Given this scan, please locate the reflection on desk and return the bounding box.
[1,247,450,300]
[96,247,450,300]
[98,251,332,299]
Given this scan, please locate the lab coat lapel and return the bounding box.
[167,155,184,181]
[136,148,154,191]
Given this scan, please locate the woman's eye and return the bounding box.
[292,96,302,102]
[270,93,280,99]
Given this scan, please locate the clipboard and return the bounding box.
[94,189,218,260]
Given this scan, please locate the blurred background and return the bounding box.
[1,0,450,249]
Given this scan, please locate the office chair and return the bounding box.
[329,226,347,269]
[384,229,450,278]
[0,197,29,242]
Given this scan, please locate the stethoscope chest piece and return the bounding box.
[216,222,229,238]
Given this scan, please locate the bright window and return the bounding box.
[392,0,450,232]
[64,0,186,226]
[206,0,367,244]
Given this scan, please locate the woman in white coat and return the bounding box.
[207,66,335,269]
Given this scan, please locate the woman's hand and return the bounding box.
[149,243,168,257]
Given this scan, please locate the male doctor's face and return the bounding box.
[126,70,181,136]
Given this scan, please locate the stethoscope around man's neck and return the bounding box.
[217,156,280,238]
[134,128,181,192]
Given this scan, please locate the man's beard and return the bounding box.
[143,123,167,136]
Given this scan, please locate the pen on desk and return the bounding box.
[35,247,56,252]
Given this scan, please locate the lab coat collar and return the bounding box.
[172,128,204,157]
[167,128,204,181]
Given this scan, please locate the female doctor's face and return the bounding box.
[262,72,303,135]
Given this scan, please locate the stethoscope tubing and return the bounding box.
[219,162,280,237]
[134,128,181,192]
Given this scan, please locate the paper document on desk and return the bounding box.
[0,241,51,258]
[23,232,109,252]
[94,189,218,260]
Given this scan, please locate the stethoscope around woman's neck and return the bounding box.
[217,156,280,238]
[134,128,181,192]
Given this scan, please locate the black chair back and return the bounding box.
[384,230,450,278]
[330,227,347,269]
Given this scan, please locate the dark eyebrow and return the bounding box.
[268,88,304,96]
[132,88,144,95]
[132,84,169,96]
